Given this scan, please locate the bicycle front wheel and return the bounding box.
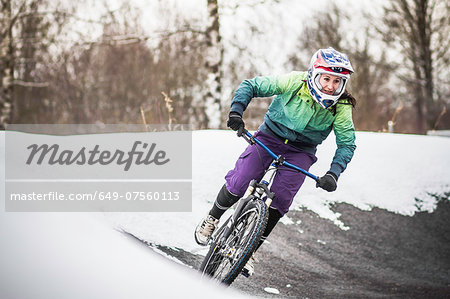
[199,198,268,285]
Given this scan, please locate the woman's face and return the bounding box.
[319,73,342,95]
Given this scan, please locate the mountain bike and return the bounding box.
[199,129,319,285]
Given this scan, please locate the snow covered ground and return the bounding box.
[1,130,449,298]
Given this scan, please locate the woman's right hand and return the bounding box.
[227,112,245,133]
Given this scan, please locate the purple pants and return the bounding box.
[225,131,317,215]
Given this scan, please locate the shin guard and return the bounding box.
[209,184,240,219]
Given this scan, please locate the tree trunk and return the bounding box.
[203,0,223,129]
[417,0,434,131]
[0,0,14,129]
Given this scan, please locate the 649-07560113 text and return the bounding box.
[9,191,181,201]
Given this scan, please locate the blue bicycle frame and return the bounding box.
[241,130,319,182]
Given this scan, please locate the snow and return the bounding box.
[305,131,450,227]
[0,211,251,299]
[264,287,280,294]
[1,129,449,298]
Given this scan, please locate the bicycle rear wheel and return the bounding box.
[199,198,268,285]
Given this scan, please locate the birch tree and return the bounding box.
[198,0,223,129]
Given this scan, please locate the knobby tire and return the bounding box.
[199,198,268,285]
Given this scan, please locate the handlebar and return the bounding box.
[240,129,319,182]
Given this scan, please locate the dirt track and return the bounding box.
[154,198,450,298]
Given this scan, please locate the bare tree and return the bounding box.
[0,0,26,128]
[349,33,397,131]
[13,0,51,123]
[38,1,208,125]
[0,0,76,127]
[286,4,345,69]
[379,0,450,133]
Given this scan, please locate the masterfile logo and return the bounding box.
[26,141,170,171]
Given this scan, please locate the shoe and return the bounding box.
[194,214,219,246]
[241,253,257,277]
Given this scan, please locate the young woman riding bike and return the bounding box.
[195,47,357,278]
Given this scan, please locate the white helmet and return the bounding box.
[306,47,354,109]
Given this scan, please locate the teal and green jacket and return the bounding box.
[230,71,356,177]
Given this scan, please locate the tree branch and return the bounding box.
[13,80,49,87]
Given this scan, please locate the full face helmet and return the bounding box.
[306,47,354,109]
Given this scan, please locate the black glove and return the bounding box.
[227,112,245,133]
[316,171,338,192]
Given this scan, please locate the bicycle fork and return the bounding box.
[217,179,273,244]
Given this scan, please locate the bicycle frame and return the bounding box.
[241,129,319,182]
[213,129,319,245]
